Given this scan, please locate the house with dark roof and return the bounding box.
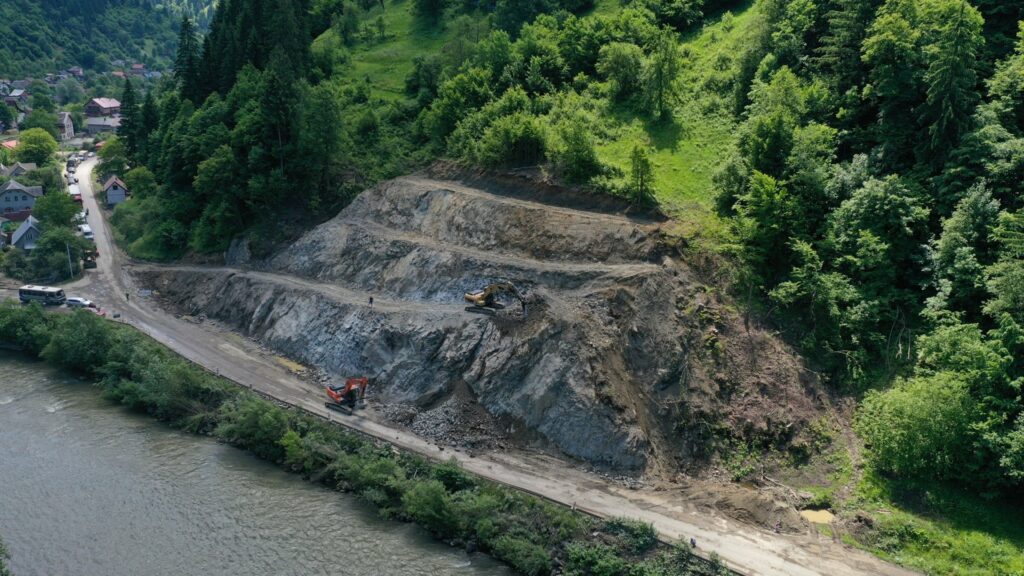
[3,89,29,111]
[103,176,130,207]
[12,215,42,251]
[85,97,121,117]
[0,162,38,178]
[85,116,121,135]
[0,179,43,215]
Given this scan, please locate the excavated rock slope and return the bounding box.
[136,174,823,474]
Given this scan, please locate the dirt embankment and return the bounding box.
[135,173,823,476]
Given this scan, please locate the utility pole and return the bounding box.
[65,242,74,279]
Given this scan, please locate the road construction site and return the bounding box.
[62,158,917,576]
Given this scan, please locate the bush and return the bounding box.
[40,310,113,372]
[492,535,552,576]
[215,396,291,461]
[565,542,629,576]
[402,479,461,538]
[475,112,547,168]
[603,517,658,553]
[857,373,979,481]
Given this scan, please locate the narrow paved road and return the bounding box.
[67,159,917,576]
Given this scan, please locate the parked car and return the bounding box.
[78,224,94,240]
[66,297,96,309]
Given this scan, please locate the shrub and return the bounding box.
[402,479,461,538]
[492,535,552,576]
[475,112,548,168]
[215,396,291,461]
[41,310,113,373]
[565,542,628,576]
[603,517,658,553]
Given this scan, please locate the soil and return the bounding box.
[133,172,826,478]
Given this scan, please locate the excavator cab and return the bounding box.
[325,377,368,414]
[464,282,527,316]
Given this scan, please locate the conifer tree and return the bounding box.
[921,0,984,163]
[119,78,141,163]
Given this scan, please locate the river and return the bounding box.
[0,353,508,576]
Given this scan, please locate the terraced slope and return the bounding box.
[136,173,823,474]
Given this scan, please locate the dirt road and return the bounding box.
[66,160,917,576]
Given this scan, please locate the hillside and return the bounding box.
[99,0,1024,573]
[0,0,180,76]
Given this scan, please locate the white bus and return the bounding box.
[18,285,67,306]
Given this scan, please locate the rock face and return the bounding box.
[137,174,823,474]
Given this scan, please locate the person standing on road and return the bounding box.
[125,291,130,303]
[369,296,374,308]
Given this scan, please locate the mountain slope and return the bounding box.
[0,0,180,76]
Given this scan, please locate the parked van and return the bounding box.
[79,224,94,240]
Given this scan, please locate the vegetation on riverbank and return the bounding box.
[0,302,732,576]
[0,535,11,576]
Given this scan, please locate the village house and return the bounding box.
[85,97,121,117]
[66,66,84,78]
[103,176,130,207]
[4,89,29,111]
[11,215,42,251]
[55,112,75,141]
[0,163,38,178]
[130,63,147,76]
[0,179,43,217]
[85,116,121,135]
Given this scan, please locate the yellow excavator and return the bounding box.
[464,282,527,316]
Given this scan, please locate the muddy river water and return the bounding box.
[0,353,508,576]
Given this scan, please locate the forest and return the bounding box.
[0,0,184,76]
[100,0,1023,572]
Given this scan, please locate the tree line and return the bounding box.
[713,0,1023,491]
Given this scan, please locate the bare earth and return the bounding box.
[51,158,917,576]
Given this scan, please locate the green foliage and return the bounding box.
[0,534,10,576]
[629,143,655,205]
[0,0,180,77]
[492,536,553,576]
[15,128,58,166]
[857,373,978,479]
[32,190,80,228]
[41,310,113,373]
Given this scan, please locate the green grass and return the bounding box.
[596,6,754,214]
[846,473,1024,576]
[334,2,475,100]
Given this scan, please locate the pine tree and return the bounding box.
[816,0,882,93]
[629,144,655,206]
[921,0,984,163]
[175,16,201,103]
[119,78,141,163]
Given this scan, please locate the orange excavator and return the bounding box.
[325,377,368,414]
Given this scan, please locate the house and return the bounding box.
[0,179,43,215]
[11,215,42,251]
[4,89,29,111]
[85,97,121,117]
[67,66,84,78]
[0,163,38,178]
[130,63,147,76]
[111,70,126,79]
[103,176,130,207]
[85,116,120,135]
[0,215,8,248]
[1,140,17,151]
[55,112,74,141]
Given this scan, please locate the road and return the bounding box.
[66,158,917,576]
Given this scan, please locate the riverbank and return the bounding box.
[0,302,733,576]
